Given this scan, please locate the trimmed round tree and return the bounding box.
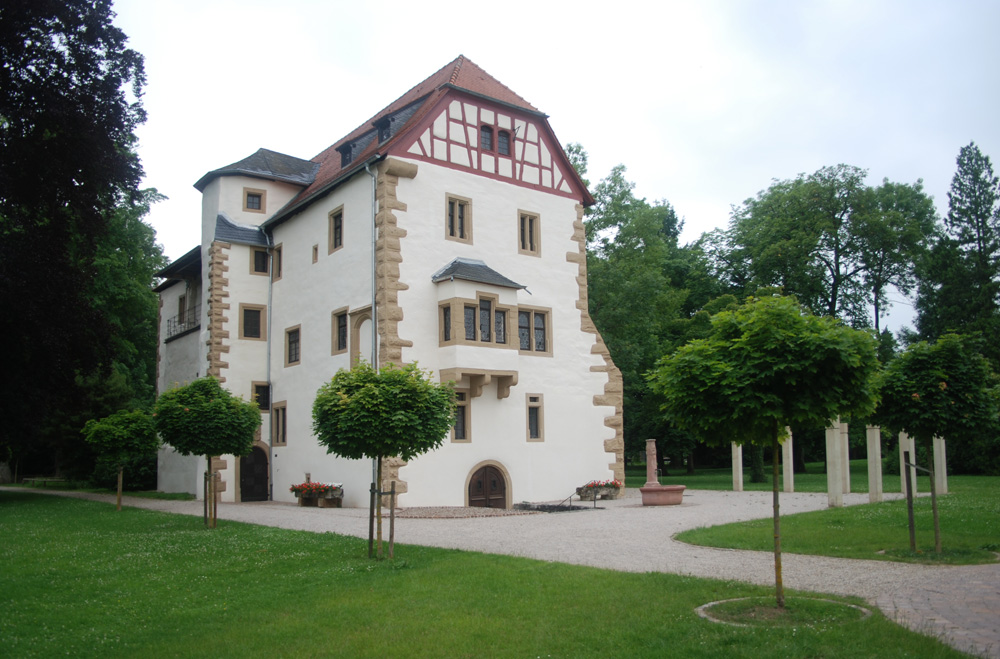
[312,361,456,556]
[82,409,160,511]
[875,333,999,552]
[153,377,260,527]
[650,296,879,608]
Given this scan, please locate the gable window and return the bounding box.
[498,130,511,156]
[526,394,544,441]
[328,208,344,253]
[518,212,540,256]
[239,304,267,340]
[446,195,472,244]
[253,382,271,412]
[243,188,266,214]
[332,308,348,355]
[272,401,287,446]
[251,247,269,275]
[285,326,301,366]
[518,308,551,355]
[453,391,470,442]
[480,125,493,151]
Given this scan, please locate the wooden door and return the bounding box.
[240,446,269,502]
[468,466,506,508]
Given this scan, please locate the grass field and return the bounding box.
[0,490,968,658]
[676,474,1000,565]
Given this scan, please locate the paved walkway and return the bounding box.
[5,486,997,657]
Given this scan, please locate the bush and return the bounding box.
[91,452,157,490]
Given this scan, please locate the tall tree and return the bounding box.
[916,143,1000,367]
[651,296,879,608]
[0,0,147,473]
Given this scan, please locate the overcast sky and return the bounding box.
[112,0,1000,331]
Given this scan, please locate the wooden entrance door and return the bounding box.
[468,465,506,508]
[240,446,269,502]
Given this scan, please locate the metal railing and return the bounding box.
[166,304,201,339]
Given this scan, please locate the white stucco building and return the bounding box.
[155,56,623,508]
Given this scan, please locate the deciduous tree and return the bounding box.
[650,296,879,608]
[82,409,159,510]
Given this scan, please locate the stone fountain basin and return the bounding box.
[639,484,686,506]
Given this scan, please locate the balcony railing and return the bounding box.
[166,304,201,340]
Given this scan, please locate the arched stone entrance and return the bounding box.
[467,462,510,509]
[239,445,269,502]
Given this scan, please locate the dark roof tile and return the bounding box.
[431,257,525,289]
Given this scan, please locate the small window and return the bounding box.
[312,244,318,264]
[273,245,283,281]
[332,309,348,355]
[442,305,452,342]
[328,208,344,253]
[377,121,391,143]
[272,401,287,446]
[243,188,266,213]
[518,308,551,355]
[446,195,472,244]
[177,294,187,322]
[285,326,301,366]
[464,305,476,341]
[518,212,541,257]
[251,247,269,275]
[494,309,506,344]
[253,383,271,412]
[239,304,267,341]
[340,145,353,167]
[479,299,492,343]
[498,130,510,156]
[453,391,470,442]
[480,125,493,151]
[526,394,544,441]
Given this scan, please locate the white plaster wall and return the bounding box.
[156,448,201,495]
[266,172,379,506]
[390,158,617,506]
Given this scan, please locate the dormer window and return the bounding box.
[377,120,391,143]
[480,126,493,151]
[498,130,510,156]
[339,144,353,167]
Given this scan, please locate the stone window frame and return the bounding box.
[452,389,471,443]
[250,247,270,275]
[438,294,513,349]
[243,187,266,214]
[517,210,541,257]
[285,325,301,367]
[517,306,553,357]
[239,303,267,341]
[526,393,544,442]
[311,244,319,264]
[331,307,349,356]
[328,206,345,254]
[271,401,287,446]
[445,194,473,244]
[252,382,270,412]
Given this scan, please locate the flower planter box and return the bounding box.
[294,490,343,508]
[576,486,623,501]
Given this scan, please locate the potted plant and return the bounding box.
[576,479,623,501]
[290,482,343,508]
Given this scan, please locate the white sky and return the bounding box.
[112,0,1000,331]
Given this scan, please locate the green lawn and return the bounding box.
[676,475,1000,564]
[626,459,931,493]
[0,491,968,658]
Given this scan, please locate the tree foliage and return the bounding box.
[82,409,159,508]
[312,362,456,463]
[0,0,150,473]
[153,378,261,460]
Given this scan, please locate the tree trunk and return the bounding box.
[686,450,696,475]
[772,427,785,608]
[116,466,123,511]
[793,435,807,474]
[376,455,383,559]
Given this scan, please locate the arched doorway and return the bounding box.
[468,465,507,508]
[240,446,269,502]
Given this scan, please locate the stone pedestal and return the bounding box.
[642,438,685,505]
[826,422,843,508]
[933,436,948,495]
[731,442,743,492]
[295,491,343,508]
[866,425,883,503]
[644,439,659,487]
[899,432,917,495]
[782,428,794,493]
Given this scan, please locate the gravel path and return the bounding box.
[6,486,997,657]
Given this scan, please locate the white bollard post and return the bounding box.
[731,442,743,492]
[840,418,851,494]
[782,427,794,493]
[933,436,948,495]
[866,425,883,503]
[899,432,917,495]
[826,422,843,507]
